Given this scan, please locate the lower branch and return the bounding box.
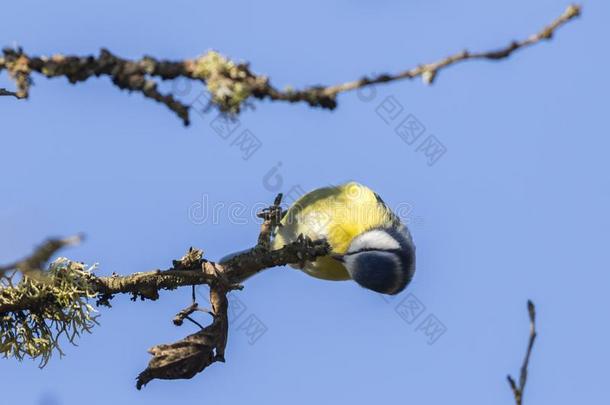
[0,194,330,387]
[136,285,229,390]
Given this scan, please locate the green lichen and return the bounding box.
[192,51,252,113]
[4,53,31,98]
[0,258,99,367]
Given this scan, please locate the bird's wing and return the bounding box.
[272,182,398,281]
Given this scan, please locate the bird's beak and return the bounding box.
[331,254,345,263]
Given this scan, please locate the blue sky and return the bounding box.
[1,1,608,404]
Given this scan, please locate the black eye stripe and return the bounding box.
[343,248,402,256]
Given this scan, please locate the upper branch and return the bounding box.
[322,4,581,91]
[0,4,581,125]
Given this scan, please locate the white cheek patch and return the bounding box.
[348,229,400,253]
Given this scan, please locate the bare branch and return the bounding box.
[507,300,538,405]
[0,4,581,125]
[173,302,207,327]
[322,4,581,92]
[0,88,22,98]
[0,234,83,276]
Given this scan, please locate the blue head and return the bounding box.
[335,227,415,295]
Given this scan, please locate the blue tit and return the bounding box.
[272,182,415,295]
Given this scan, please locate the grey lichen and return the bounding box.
[0,258,99,367]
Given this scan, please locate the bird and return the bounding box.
[271,182,416,295]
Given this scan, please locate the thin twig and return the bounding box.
[256,193,283,250]
[173,302,201,326]
[321,4,581,93]
[0,234,83,275]
[183,315,206,330]
[507,300,538,405]
[0,88,21,98]
[0,5,581,124]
